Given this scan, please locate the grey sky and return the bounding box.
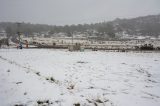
[0,0,160,25]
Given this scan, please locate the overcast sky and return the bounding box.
[0,0,160,25]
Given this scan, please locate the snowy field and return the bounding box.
[0,49,160,106]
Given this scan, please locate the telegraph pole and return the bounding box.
[72,32,73,45]
[17,22,22,49]
[17,23,21,43]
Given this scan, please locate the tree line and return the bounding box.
[0,14,160,38]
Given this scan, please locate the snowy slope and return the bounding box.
[0,49,160,106]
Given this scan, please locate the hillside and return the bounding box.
[112,14,160,36]
[0,14,160,37]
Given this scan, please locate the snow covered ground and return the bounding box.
[0,49,160,106]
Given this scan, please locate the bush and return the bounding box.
[140,44,154,50]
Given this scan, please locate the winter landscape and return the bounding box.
[1,0,160,106]
[0,49,160,106]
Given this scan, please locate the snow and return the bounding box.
[0,49,160,106]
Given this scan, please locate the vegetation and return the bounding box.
[0,14,160,38]
[140,44,154,50]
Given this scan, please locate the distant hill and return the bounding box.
[0,14,160,37]
[112,14,160,37]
